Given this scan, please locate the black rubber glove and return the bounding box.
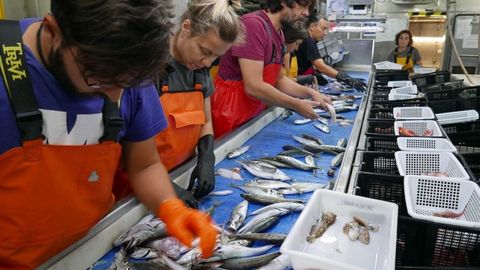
[314,72,329,86]
[172,182,198,209]
[296,74,315,86]
[188,134,215,199]
[336,71,367,92]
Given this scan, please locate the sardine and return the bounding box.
[205,244,274,262]
[294,118,313,125]
[250,202,305,215]
[301,133,324,145]
[317,117,329,125]
[217,168,243,180]
[220,251,281,270]
[257,157,293,168]
[232,232,287,244]
[240,193,305,205]
[314,122,331,134]
[330,152,344,168]
[225,200,249,233]
[227,146,250,159]
[240,161,291,181]
[257,254,292,270]
[238,209,289,233]
[292,135,321,148]
[326,104,337,124]
[231,184,284,198]
[208,190,234,196]
[280,145,316,156]
[273,155,320,171]
[245,179,293,190]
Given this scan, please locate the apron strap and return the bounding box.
[405,47,414,67]
[255,11,285,64]
[157,64,205,95]
[0,20,43,142]
[99,97,123,142]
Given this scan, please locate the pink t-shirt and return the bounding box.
[218,10,285,81]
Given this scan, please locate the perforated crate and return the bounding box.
[366,136,399,152]
[390,85,418,95]
[389,93,418,101]
[394,120,443,137]
[393,107,435,120]
[411,71,450,87]
[360,151,399,175]
[397,137,457,152]
[404,175,480,228]
[388,80,413,87]
[436,110,479,125]
[371,99,426,110]
[394,151,470,179]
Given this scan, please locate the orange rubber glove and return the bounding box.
[157,198,217,258]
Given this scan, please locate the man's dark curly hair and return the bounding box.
[265,0,316,13]
[51,0,175,87]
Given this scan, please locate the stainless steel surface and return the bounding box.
[40,107,283,270]
[336,39,375,71]
[374,0,446,14]
[334,70,373,193]
[348,166,361,194]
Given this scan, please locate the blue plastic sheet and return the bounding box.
[91,71,369,269]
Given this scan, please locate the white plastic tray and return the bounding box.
[394,120,443,137]
[281,189,398,270]
[436,110,479,125]
[397,137,457,152]
[390,85,418,95]
[404,175,480,228]
[393,106,435,120]
[388,93,417,101]
[387,80,413,87]
[394,151,470,180]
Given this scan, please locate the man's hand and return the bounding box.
[336,71,367,92]
[188,135,215,199]
[157,198,217,258]
[292,99,320,119]
[172,182,199,209]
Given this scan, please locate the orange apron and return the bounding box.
[211,11,284,138]
[155,71,206,171]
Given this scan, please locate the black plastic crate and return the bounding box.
[428,97,480,113]
[396,216,480,268]
[425,86,480,102]
[412,71,450,87]
[371,99,426,110]
[366,120,396,137]
[373,86,393,93]
[375,69,409,86]
[366,136,399,151]
[368,109,395,121]
[461,152,480,179]
[420,80,465,93]
[442,120,480,147]
[371,93,392,101]
[359,151,399,174]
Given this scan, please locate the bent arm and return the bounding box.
[312,58,338,78]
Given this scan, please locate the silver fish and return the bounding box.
[238,208,289,233]
[240,160,291,181]
[281,182,326,194]
[232,232,287,244]
[305,155,315,167]
[301,133,325,146]
[205,244,274,262]
[281,109,293,120]
[250,202,305,215]
[257,254,292,270]
[240,193,304,205]
[326,104,337,124]
[280,145,316,157]
[220,251,282,270]
[208,190,234,196]
[217,168,243,180]
[317,117,329,125]
[294,118,313,125]
[231,184,284,198]
[238,214,283,234]
[292,135,322,148]
[144,236,182,260]
[274,155,320,171]
[337,138,347,147]
[258,157,294,168]
[314,122,331,134]
[129,247,159,259]
[304,144,346,154]
[245,179,293,189]
[113,214,155,247]
[113,219,167,250]
[225,200,249,232]
[227,146,250,159]
[330,152,345,168]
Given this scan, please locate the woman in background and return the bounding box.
[389,30,422,72]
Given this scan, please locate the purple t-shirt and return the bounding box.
[0,18,167,155]
[218,10,285,81]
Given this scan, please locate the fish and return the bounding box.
[281,145,316,156]
[112,219,167,251]
[292,135,322,148]
[227,146,250,159]
[273,155,320,171]
[129,246,160,259]
[301,133,324,145]
[257,157,294,168]
[305,155,315,167]
[294,118,313,125]
[112,214,155,247]
[240,193,304,205]
[143,236,182,260]
[231,184,284,198]
[337,138,347,147]
[280,182,326,194]
[432,208,466,219]
[304,144,346,154]
[205,244,275,263]
[307,212,337,243]
[314,122,331,134]
[208,190,234,196]
[245,179,293,190]
[281,109,293,120]
[257,254,292,270]
[330,152,345,168]
[216,168,243,180]
[220,251,282,270]
[317,117,329,125]
[249,202,305,215]
[176,246,202,266]
[205,201,222,217]
[318,114,346,120]
[240,160,291,181]
[232,232,287,244]
[326,104,337,124]
[399,127,416,137]
[225,200,249,233]
[238,209,289,233]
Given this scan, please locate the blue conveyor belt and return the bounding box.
[90,71,369,269]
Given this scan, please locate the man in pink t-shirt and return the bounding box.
[211,0,332,138]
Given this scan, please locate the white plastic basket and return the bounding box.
[397,137,457,152]
[390,85,418,95]
[394,120,443,137]
[404,175,480,228]
[436,110,479,125]
[281,189,398,270]
[387,80,413,87]
[394,151,470,180]
[393,106,435,120]
[388,93,417,101]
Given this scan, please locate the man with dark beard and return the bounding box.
[0,1,217,268]
[210,0,332,138]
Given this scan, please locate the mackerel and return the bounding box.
[216,168,243,180]
[292,135,322,148]
[227,146,250,159]
[225,200,249,232]
[258,157,293,168]
[274,155,320,171]
[314,122,331,134]
[301,133,324,145]
[250,202,305,215]
[220,251,282,270]
[237,215,282,234]
[238,208,289,233]
[240,160,291,181]
[231,184,283,198]
[232,232,287,244]
[245,179,293,189]
[205,244,274,262]
[280,145,316,156]
[240,193,304,205]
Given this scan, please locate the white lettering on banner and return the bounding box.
[39,109,104,145]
